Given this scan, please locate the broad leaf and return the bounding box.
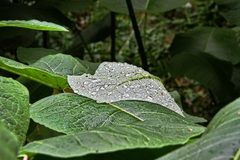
[214,0,240,26]
[0,56,68,90]
[170,27,240,64]
[157,98,240,160]
[0,122,19,160]
[0,76,30,145]
[31,93,193,134]
[168,51,234,102]
[100,0,189,14]
[68,62,184,116]
[21,117,205,158]
[35,0,94,13]
[0,20,68,32]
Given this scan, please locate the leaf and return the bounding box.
[156,98,240,160]
[31,93,192,134]
[0,76,30,145]
[0,20,69,32]
[35,0,95,13]
[0,56,68,90]
[168,51,234,103]
[214,0,240,26]
[0,122,19,160]
[17,47,59,64]
[21,118,205,158]
[68,62,184,116]
[100,0,189,14]
[30,54,89,76]
[170,27,240,65]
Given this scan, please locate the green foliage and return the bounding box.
[0,0,240,160]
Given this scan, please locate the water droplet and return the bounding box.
[92,79,101,83]
[83,81,89,85]
[123,93,130,97]
[91,92,97,95]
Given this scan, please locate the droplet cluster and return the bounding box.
[68,62,184,116]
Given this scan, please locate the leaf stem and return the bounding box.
[111,12,116,61]
[126,0,149,71]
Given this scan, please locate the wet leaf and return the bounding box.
[68,62,183,116]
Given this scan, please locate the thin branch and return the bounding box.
[126,0,149,71]
[111,12,116,61]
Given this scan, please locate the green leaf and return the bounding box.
[0,56,68,90]
[215,0,240,26]
[21,117,205,158]
[36,0,95,13]
[100,0,188,14]
[68,62,184,116]
[30,93,202,134]
[0,76,30,145]
[157,98,240,160]
[168,51,234,102]
[30,54,89,76]
[0,20,69,32]
[0,122,19,160]
[17,47,59,65]
[170,27,240,64]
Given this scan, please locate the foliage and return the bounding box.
[0,0,240,160]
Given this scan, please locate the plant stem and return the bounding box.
[126,0,149,71]
[111,12,116,61]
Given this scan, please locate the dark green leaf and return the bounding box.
[168,51,234,102]
[0,122,19,160]
[157,98,240,160]
[0,56,68,90]
[100,0,188,13]
[0,76,30,145]
[215,0,240,26]
[0,19,68,31]
[17,47,59,64]
[170,27,240,64]
[36,0,95,13]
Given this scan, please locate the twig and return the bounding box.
[111,12,116,61]
[126,0,149,71]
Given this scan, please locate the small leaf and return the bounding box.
[68,62,184,116]
[17,47,59,64]
[0,19,68,31]
[0,76,30,145]
[157,98,240,160]
[0,122,19,160]
[20,119,205,158]
[0,56,68,90]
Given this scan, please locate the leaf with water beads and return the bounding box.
[68,62,184,116]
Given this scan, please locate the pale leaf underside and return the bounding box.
[68,62,183,116]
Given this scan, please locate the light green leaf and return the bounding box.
[214,0,240,26]
[68,62,184,116]
[157,98,240,160]
[0,56,68,90]
[21,118,205,158]
[0,19,68,31]
[100,0,188,13]
[0,76,30,145]
[0,122,19,160]
[30,54,89,76]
